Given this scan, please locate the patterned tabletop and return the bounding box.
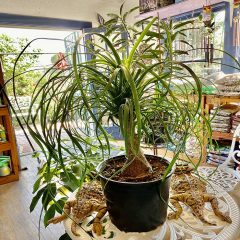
[198,166,240,192]
[64,167,240,240]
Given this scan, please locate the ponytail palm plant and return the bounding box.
[68,15,202,179]
[14,7,208,226]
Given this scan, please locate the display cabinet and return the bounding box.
[0,61,19,184]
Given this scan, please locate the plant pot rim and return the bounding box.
[96,154,175,185]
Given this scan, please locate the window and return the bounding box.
[174,10,225,76]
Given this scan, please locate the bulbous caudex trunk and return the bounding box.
[122,135,153,178]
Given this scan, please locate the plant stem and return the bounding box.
[123,135,153,177]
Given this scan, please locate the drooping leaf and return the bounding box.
[30,187,46,212]
[33,176,43,194]
[44,204,56,227]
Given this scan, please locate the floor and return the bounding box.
[0,156,65,240]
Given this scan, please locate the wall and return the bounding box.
[0,0,138,27]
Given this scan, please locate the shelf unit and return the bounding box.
[0,61,19,185]
[212,131,235,141]
[202,94,240,162]
[137,0,229,19]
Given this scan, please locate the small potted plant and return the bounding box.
[13,5,208,236]
[0,156,11,176]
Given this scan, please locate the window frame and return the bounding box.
[0,13,92,30]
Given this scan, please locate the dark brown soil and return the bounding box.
[101,155,169,182]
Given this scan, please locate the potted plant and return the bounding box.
[0,156,11,176]
[13,5,208,235]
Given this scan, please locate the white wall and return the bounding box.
[0,0,138,26]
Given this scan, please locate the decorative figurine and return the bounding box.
[48,181,107,236]
[168,164,232,225]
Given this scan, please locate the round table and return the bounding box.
[199,166,240,192]
[64,167,240,240]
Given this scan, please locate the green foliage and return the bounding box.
[0,34,42,95]
[13,5,216,229]
[29,140,112,227]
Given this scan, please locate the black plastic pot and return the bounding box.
[97,155,174,233]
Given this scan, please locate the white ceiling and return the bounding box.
[0,0,138,24]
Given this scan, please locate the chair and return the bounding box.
[220,124,240,179]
